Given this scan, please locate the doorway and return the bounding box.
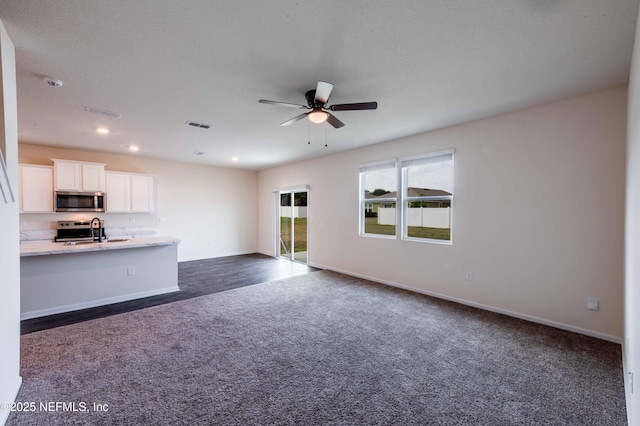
[278,189,308,264]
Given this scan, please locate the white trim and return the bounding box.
[0,376,22,426]
[358,158,397,171]
[272,184,310,193]
[402,236,453,245]
[275,188,310,264]
[308,262,622,344]
[400,148,455,164]
[20,286,179,320]
[400,148,454,244]
[359,233,396,240]
[273,192,280,257]
[622,343,632,423]
[359,161,399,236]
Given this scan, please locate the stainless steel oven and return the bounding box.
[55,191,105,212]
[54,220,106,242]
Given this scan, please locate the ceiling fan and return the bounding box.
[259,81,377,129]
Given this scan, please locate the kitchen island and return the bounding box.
[20,236,181,320]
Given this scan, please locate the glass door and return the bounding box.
[278,190,308,264]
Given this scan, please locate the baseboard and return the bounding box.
[310,262,622,344]
[20,286,179,320]
[0,376,22,426]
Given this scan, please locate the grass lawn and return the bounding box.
[280,217,308,253]
[279,217,449,256]
[365,217,450,240]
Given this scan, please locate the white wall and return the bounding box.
[259,87,626,341]
[625,6,640,424]
[18,144,258,262]
[0,20,21,426]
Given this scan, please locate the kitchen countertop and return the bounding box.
[20,236,181,257]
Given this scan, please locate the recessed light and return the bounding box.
[129,146,139,151]
[231,156,239,162]
[96,128,110,134]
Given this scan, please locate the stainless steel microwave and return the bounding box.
[55,191,106,212]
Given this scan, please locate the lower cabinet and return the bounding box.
[105,172,154,213]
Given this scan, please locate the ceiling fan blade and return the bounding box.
[259,99,308,109]
[329,101,378,111]
[326,113,345,129]
[314,81,334,105]
[281,112,309,126]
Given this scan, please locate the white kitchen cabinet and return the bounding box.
[81,163,106,191]
[131,174,154,212]
[105,172,131,212]
[19,164,54,212]
[52,159,105,191]
[105,172,154,213]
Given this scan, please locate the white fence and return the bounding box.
[280,206,308,218]
[378,207,450,229]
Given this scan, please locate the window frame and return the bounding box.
[400,149,454,245]
[358,159,398,239]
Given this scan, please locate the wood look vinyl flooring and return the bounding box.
[21,253,319,334]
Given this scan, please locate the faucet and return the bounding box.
[90,217,103,242]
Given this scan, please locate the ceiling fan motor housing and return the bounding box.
[305,90,320,107]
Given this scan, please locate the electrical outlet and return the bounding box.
[587,297,599,311]
[129,217,136,224]
[465,271,473,281]
[127,266,135,276]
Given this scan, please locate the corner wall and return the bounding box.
[0,19,22,426]
[625,4,640,423]
[259,87,626,341]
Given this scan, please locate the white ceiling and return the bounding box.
[0,0,638,170]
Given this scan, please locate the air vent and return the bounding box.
[84,106,122,119]
[185,121,212,130]
[192,151,205,156]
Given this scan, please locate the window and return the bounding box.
[359,150,454,243]
[401,150,454,243]
[359,161,397,237]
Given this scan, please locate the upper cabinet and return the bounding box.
[20,159,153,214]
[19,164,54,213]
[105,172,130,213]
[131,174,154,212]
[52,159,105,192]
[105,172,154,213]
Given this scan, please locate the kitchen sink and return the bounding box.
[63,241,96,246]
[63,238,130,246]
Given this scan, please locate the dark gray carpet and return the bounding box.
[8,270,627,425]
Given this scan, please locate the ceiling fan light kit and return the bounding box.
[259,81,377,129]
[308,109,328,124]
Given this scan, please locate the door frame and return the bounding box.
[274,185,309,264]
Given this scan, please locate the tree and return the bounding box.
[371,188,388,196]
